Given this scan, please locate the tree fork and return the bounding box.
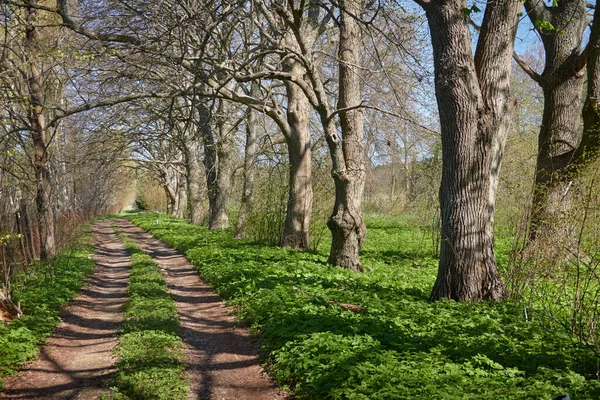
[419,0,520,301]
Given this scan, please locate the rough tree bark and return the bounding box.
[524,0,588,241]
[418,0,520,301]
[235,105,259,239]
[183,136,205,224]
[25,3,55,261]
[281,33,314,250]
[325,0,366,270]
[200,100,230,230]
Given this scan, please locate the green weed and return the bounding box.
[128,213,600,399]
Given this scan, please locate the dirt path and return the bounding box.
[115,219,285,400]
[0,221,130,400]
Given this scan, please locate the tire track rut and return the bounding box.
[115,219,284,400]
[0,221,129,400]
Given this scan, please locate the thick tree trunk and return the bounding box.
[476,1,518,252]
[574,5,600,169]
[235,106,259,239]
[422,0,519,301]
[164,184,177,215]
[327,171,366,271]
[281,42,313,250]
[200,101,230,230]
[525,0,587,242]
[158,167,179,216]
[183,138,204,224]
[174,173,187,218]
[282,133,312,249]
[26,4,55,261]
[326,0,366,270]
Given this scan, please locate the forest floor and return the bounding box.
[0,219,284,400]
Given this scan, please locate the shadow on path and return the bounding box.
[0,221,130,400]
[116,219,285,400]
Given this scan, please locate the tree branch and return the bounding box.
[48,92,171,127]
[524,0,549,23]
[55,0,142,44]
[513,52,542,83]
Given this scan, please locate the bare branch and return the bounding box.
[56,0,141,44]
[48,92,171,127]
[513,52,542,83]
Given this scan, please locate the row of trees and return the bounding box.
[0,1,134,265]
[2,0,598,302]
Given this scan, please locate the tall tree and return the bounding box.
[250,0,369,267]
[279,28,317,250]
[521,0,588,241]
[325,0,367,269]
[415,0,521,300]
[24,2,56,260]
[234,103,260,239]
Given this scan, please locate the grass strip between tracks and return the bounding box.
[111,230,188,400]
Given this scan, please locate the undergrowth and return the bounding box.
[0,225,96,389]
[112,231,188,400]
[128,213,600,400]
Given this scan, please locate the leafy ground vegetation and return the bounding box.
[111,231,188,399]
[0,226,95,389]
[129,212,600,400]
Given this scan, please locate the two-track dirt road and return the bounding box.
[0,219,284,400]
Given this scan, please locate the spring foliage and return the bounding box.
[129,213,600,399]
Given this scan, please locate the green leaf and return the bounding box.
[534,18,556,32]
[462,5,481,16]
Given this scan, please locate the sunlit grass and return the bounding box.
[129,212,600,399]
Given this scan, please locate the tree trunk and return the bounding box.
[164,184,177,215]
[200,100,230,230]
[172,178,181,217]
[282,132,312,249]
[574,5,600,169]
[326,0,366,270]
[422,0,519,301]
[16,202,36,262]
[525,0,587,242]
[183,137,205,224]
[26,3,55,261]
[159,167,179,216]
[235,105,259,239]
[281,38,313,250]
[174,173,187,218]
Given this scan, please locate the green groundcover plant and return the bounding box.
[129,212,600,400]
[0,226,96,389]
